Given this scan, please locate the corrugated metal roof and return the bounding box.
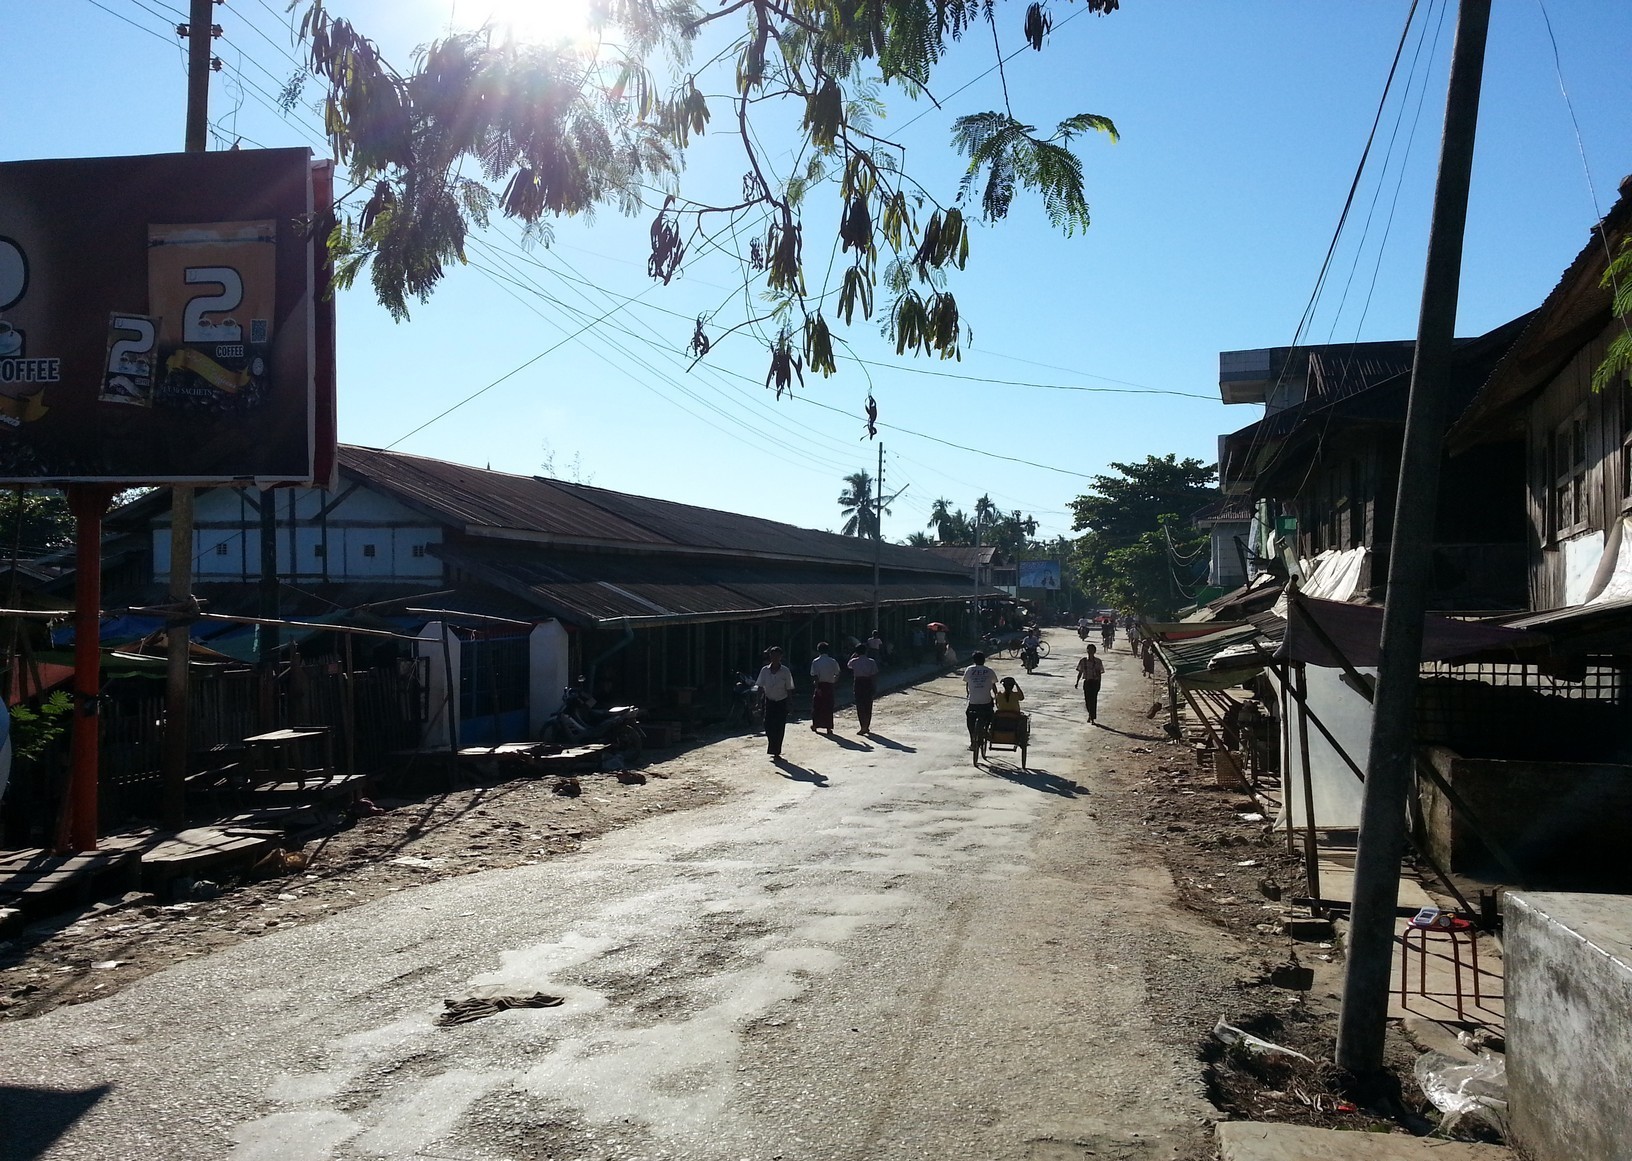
[436,544,980,626]
[340,445,962,575]
[922,545,999,567]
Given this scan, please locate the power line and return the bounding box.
[84,0,178,46]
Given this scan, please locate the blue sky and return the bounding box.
[6,0,1632,541]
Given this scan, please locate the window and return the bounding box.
[313,544,325,558]
[362,544,377,558]
[1552,411,1589,537]
[411,544,426,558]
[214,542,228,556]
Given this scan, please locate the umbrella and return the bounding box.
[926,622,948,632]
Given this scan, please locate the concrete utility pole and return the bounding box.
[162,0,218,826]
[871,443,884,632]
[1335,0,1491,1073]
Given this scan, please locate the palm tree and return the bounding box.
[927,497,954,541]
[903,530,935,547]
[838,471,879,538]
[973,494,997,542]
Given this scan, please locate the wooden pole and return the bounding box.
[1294,664,1322,901]
[1280,667,1295,855]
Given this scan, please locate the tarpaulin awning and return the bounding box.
[1148,622,1264,688]
[1280,593,1543,669]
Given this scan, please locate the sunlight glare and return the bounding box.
[475,0,598,47]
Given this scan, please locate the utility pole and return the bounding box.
[1335,0,1491,1073]
[161,0,218,827]
[871,443,884,633]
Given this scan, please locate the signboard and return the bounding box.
[0,149,335,484]
[1017,560,1061,589]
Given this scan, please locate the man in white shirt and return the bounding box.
[963,650,999,751]
[809,642,841,735]
[756,646,797,759]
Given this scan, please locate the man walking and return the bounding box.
[809,642,841,735]
[756,647,796,759]
[963,650,999,751]
[1075,642,1105,724]
[848,644,880,736]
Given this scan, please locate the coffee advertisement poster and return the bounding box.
[0,149,333,484]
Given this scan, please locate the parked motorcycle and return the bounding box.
[545,682,644,757]
[730,670,764,731]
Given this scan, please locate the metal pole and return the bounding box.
[63,487,113,853]
[1337,0,1491,1073]
[162,0,213,828]
[1280,668,1295,855]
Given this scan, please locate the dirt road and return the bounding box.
[0,631,1259,1161]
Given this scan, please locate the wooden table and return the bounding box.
[241,727,335,789]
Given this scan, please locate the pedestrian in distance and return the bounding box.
[866,628,885,666]
[848,644,880,735]
[756,646,796,759]
[963,650,999,751]
[1076,642,1105,725]
[809,642,841,734]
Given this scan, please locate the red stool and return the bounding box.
[1398,913,1481,1019]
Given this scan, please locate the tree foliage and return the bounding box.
[294,0,1119,390]
[921,493,1037,555]
[1068,455,1215,616]
[1594,234,1632,394]
[0,490,74,557]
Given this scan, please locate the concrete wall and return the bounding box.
[1420,748,1632,888]
[1503,891,1632,1161]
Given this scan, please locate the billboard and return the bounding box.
[1017,560,1061,590]
[0,149,335,484]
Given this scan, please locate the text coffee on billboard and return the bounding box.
[0,149,336,485]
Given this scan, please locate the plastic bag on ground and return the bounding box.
[1212,1018,1314,1062]
[1414,1048,1508,1139]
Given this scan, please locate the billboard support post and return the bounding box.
[63,485,113,853]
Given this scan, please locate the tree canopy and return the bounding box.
[921,493,1037,554]
[294,0,1120,400]
[1068,454,1216,616]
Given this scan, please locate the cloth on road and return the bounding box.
[436,992,563,1026]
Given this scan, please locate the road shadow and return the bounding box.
[983,762,1084,798]
[0,1084,112,1161]
[774,758,830,787]
[816,732,872,752]
[863,733,916,753]
[1094,723,1168,742]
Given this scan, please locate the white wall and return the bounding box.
[528,620,570,735]
[153,481,443,583]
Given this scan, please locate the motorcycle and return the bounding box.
[730,670,765,731]
[1020,645,1040,674]
[545,683,644,757]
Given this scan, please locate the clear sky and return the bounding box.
[6,0,1632,542]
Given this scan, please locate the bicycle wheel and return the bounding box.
[1035,640,1051,658]
[972,721,987,765]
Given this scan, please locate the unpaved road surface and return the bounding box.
[0,632,1254,1161]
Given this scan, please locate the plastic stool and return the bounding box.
[1398,914,1481,1019]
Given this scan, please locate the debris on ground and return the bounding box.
[437,992,564,1026]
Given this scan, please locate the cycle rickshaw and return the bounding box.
[974,709,1030,768]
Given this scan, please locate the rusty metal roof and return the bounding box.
[340,445,961,574]
[435,544,981,627]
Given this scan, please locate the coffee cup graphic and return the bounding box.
[0,320,21,357]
